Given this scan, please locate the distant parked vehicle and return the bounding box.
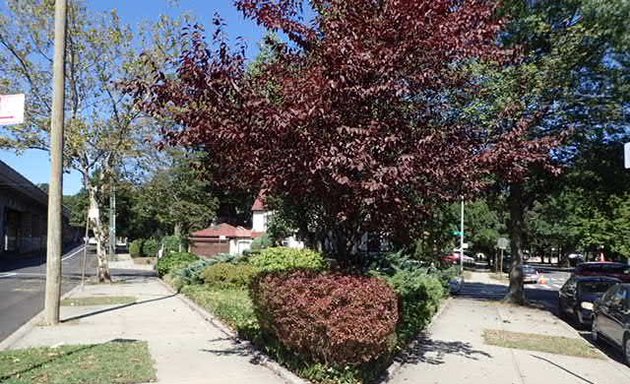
[519,265,540,283]
[592,283,630,366]
[574,262,630,283]
[442,252,474,266]
[558,276,620,327]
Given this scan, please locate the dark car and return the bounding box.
[592,283,630,366]
[574,262,630,283]
[558,276,620,327]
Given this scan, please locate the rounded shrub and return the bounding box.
[249,247,326,273]
[157,252,199,277]
[201,262,257,289]
[142,239,160,257]
[129,239,144,258]
[385,269,446,345]
[162,235,184,254]
[250,271,399,367]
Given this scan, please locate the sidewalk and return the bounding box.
[2,256,287,384]
[389,295,630,384]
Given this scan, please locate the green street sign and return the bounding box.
[452,231,463,236]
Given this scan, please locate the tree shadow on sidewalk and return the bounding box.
[395,333,492,366]
[61,293,177,322]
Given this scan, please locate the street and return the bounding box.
[0,245,90,341]
[460,270,571,311]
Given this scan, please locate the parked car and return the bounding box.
[442,252,475,266]
[558,276,620,327]
[574,262,630,283]
[592,283,630,366]
[519,264,540,283]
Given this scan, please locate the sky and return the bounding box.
[0,0,266,195]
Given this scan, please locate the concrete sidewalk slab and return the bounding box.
[389,297,630,384]
[7,277,287,384]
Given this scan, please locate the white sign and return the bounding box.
[497,237,509,250]
[0,94,25,126]
[625,142,630,169]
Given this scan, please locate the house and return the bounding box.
[189,192,303,258]
[188,223,264,258]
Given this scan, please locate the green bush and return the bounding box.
[249,247,326,273]
[129,239,144,258]
[384,269,446,345]
[174,253,248,286]
[142,239,160,257]
[157,252,199,277]
[251,233,273,251]
[201,263,257,289]
[161,235,184,254]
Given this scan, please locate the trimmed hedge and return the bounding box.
[142,239,160,257]
[202,263,257,289]
[249,247,326,273]
[129,239,144,257]
[157,252,199,277]
[384,269,447,345]
[250,271,398,367]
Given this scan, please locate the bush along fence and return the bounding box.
[158,247,455,384]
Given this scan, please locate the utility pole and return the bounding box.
[44,0,67,326]
[459,196,465,273]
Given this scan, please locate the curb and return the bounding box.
[383,296,453,382]
[0,284,83,351]
[155,278,309,384]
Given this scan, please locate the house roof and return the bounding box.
[251,191,267,211]
[191,223,267,239]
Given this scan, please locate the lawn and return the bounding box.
[483,329,603,359]
[0,340,156,384]
[61,296,136,306]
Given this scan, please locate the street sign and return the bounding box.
[0,94,25,126]
[497,237,509,250]
[453,230,463,236]
[625,142,630,169]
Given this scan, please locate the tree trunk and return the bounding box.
[88,184,111,283]
[504,183,525,305]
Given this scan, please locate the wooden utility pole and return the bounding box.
[44,0,67,325]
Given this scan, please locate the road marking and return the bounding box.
[0,272,17,278]
[61,246,85,262]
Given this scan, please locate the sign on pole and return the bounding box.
[497,237,509,250]
[624,142,630,169]
[0,94,25,126]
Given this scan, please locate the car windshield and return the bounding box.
[579,281,617,295]
[521,266,536,274]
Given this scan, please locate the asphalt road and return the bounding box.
[460,270,571,312]
[0,245,93,342]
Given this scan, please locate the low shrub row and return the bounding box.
[159,246,451,384]
[129,235,185,258]
[156,252,199,277]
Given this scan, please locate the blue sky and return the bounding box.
[0,0,265,195]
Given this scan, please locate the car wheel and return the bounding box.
[591,317,600,343]
[624,334,630,367]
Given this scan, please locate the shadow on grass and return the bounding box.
[0,339,140,382]
[61,293,177,322]
[395,333,492,366]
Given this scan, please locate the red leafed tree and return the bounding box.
[128,1,548,263]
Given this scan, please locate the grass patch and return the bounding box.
[180,285,258,332]
[61,296,136,306]
[483,329,603,359]
[0,340,156,384]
